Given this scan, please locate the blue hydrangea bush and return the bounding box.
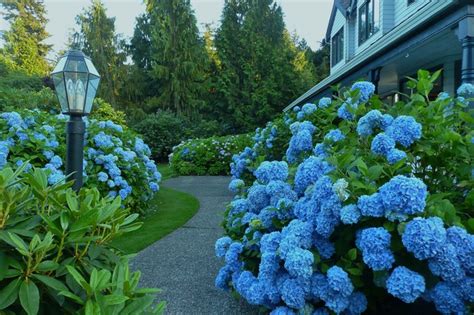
[169,134,252,175]
[216,70,474,314]
[0,110,161,214]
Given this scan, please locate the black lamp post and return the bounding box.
[51,47,100,191]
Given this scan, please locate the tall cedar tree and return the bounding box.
[215,0,314,132]
[1,0,51,75]
[76,0,126,107]
[146,0,207,116]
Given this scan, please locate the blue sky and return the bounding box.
[0,0,332,60]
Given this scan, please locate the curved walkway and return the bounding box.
[131,176,258,315]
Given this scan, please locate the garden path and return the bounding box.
[131,176,258,315]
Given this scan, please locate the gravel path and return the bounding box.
[131,176,258,315]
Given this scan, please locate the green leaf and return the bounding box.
[103,294,129,306]
[347,268,362,276]
[0,278,21,309]
[0,252,7,281]
[66,190,79,212]
[36,260,59,272]
[32,274,68,292]
[65,265,91,293]
[347,248,357,261]
[59,291,84,305]
[19,280,39,315]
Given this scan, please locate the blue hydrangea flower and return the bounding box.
[386,116,422,147]
[357,110,383,136]
[428,243,465,282]
[247,184,270,213]
[97,171,108,182]
[93,131,114,148]
[215,265,232,290]
[149,182,159,192]
[429,282,466,314]
[302,103,317,115]
[294,156,333,195]
[225,242,243,271]
[284,248,314,279]
[402,217,446,260]
[325,129,345,142]
[254,161,289,184]
[215,236,233,258]
[387,148,406,164]
[340,204,361,224]
[357,193,384,217]
[293,106,301,112]
[346,292,367,315]
[270,307,296,315]
[446,226,474,274]
[386,266,425,303]
[313,235,335,259]
[280,278,306,309]
[351,81,375,102]
[357,227,394,270]
[318,97,332,108]
[228,179,244,194]
[313,143,327,157]
[327,266,354,297]
[260,232,281,253]
[286,130,313,163]
[337,102,355,120]
[457,82,474,97]
[371,133,395,156]
[379,175,427,216]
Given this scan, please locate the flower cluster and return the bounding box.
[215,77,474,314]
[0,110,160,213]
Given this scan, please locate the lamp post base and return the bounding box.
[66,114,85,192]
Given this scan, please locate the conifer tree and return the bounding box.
[1,0,51,75]
[146,0,207,116]
[75,0,127,107]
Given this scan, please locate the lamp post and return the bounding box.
[51,47,100,191]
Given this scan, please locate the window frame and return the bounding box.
[358,0,379,46]
[331,27,344,67]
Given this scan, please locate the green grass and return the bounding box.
[112,164,198,254]
[158,163,175,180]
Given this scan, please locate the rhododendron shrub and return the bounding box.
[216,70,474,314]
[0,110,160,214]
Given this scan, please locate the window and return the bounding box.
[331,27,344,66]
[358,0,380,45]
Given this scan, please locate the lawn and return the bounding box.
[112,164,199,254]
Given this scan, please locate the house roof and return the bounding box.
[325,0,354,42]
[284,0,459,112]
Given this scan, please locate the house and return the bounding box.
[285,0,474,111]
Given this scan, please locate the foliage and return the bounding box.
[170,134,253,176]
[131,110,222,161]
[215,71,474,314]
[145,0,207,115]
[0,0,51,75]
[0,166,165,314]
[75,0,127,107]
[0,110,161,214]
[90,98,127,127]
[212,0,315,132]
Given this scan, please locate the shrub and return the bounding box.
[215,70,474,314]
[132,110,224,161]
[0,110,161,214]
[170,134,253,175]
[90,98,127,127]
[0,166,165,314]
[132,110,187,162]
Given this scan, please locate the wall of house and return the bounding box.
[394,0,430,26]
[330,9,347,74]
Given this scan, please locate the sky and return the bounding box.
[0,0,332,60]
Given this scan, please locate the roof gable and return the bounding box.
[325,0,354,42]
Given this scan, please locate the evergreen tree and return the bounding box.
[75,0,126,107]
[1,0,51,75]
[146,0,207,116]
[215,0,315,132]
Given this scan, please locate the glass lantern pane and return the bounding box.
[64,58,88,73]
[52,73,69,113]
[52,56,67,74]
[85,76,100,114]
[84,58,100,77]
[64,72,88,114]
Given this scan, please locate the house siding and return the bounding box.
[394,0,430,27]
[330,9,347,73]
[381,0,395,33]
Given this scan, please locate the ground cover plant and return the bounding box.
[215,70,474,314]
[0,110,161,214]
[169,134,252,175]
[0,166,165,314]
